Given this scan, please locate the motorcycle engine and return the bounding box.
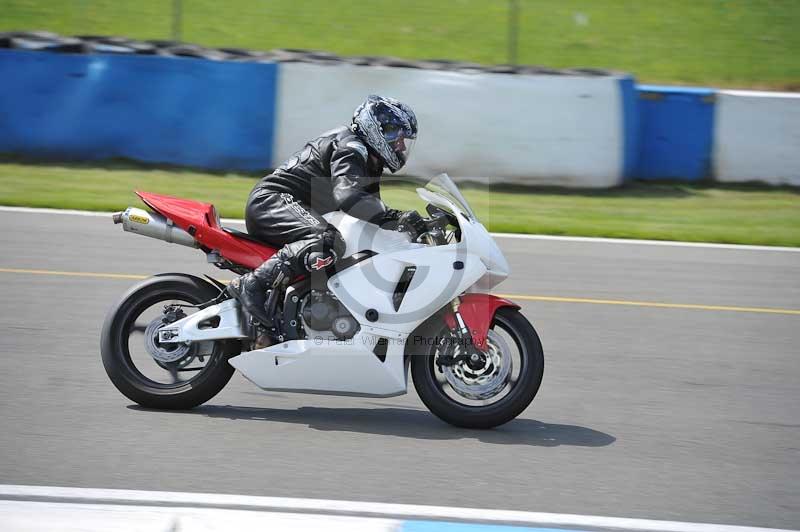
[301,291,359,340]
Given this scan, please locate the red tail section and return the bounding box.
[136,191,276,270]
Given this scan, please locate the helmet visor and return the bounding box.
[389,133,416,169]
[383,123,416,169]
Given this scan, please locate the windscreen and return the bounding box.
[423,173,476,219]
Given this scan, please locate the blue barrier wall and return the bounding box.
[1,50,753,186]
[0,50,277,171]
[618,76,641,181]
[633,85,715,181]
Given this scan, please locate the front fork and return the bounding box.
[439,297,487,369]
[450,297,471,339]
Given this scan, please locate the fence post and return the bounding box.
[171,0,183,41]
[507,0,520,65]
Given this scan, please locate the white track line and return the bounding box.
[1,205,798,252]
[0,205,115,218]
[490,232,800,252]
[0,485,794,532]
[0,500,401,532]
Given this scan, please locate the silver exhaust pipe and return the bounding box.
[112,207,198,248]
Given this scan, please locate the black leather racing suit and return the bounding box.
[227,126,407,325]
[246,126,403,252]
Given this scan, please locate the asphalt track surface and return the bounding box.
[0,210,798,530]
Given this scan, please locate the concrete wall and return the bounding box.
[2,49,798,187]
[275,63,631,188]
[714,90,800,186]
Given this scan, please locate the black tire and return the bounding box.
[101,274,238,409]
[411,307,544,429]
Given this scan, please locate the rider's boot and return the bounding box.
[227,231,344,327]
[226,251,290,326]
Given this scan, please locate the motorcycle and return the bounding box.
[101,174,544,428]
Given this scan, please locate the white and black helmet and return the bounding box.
[351,95,418,173]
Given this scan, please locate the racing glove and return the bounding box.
[396,210,428,240]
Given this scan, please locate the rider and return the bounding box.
[227,95,427,326]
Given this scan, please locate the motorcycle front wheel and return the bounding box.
[101,274,239,410]
[411,306,544,429]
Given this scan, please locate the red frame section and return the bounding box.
[444,293,520,351]
[136,191,276,270]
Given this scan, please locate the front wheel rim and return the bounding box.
[441,329,513,400]
[429,316,525,408]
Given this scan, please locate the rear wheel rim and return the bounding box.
[120,294,223,390]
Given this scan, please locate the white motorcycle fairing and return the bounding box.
[230,335,409,397]
[152,178,489,397]
[227,185,507,397]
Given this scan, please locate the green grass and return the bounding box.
[1,160,798,247]
[2,0,799,89]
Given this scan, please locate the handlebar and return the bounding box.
[425,204,457,229]
[414,205,459,245]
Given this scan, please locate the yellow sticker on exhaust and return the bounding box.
[129,214,150,224]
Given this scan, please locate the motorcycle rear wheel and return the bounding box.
[101,274,239,410]
[411,306,544,429]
